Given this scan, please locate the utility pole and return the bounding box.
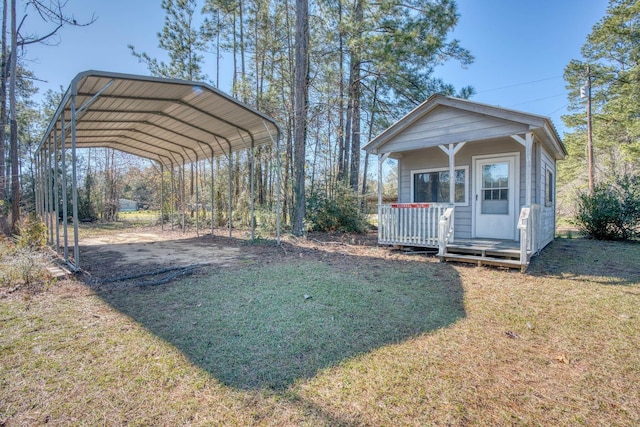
[585,65,594,196]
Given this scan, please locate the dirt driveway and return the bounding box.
[80,227,260,285]
[78,225,386,288]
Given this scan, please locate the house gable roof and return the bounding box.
[363,94,567,160]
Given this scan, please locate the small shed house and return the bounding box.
[363,95,567,271]
[119,199,138,212]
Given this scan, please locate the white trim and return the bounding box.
[511,132,534,206]
[545,166,554,207]
[410,165,470,206]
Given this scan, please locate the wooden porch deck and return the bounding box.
[440,238,529,271]
[446,238,519,252]
[394,238,528,270]
[378,204,541,272]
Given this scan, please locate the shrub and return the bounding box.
[306,186,369,233]
[15,213,47,249]
[575,175,640,240]
[0,234,51,289]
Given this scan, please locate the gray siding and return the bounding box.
[397,137,526,239]
[396,136,556,242]
[539,147,556,248]
[381,105,530,154]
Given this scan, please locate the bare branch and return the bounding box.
[19,23,63,46]
[17,0,97,47]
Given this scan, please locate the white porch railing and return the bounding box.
[438,207,455,257]
[378,203,452,247]
[517,204,542,270]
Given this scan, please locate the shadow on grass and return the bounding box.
[527,237,640,286]
[93,237,465,390]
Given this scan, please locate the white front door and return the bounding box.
[474,154,519,240]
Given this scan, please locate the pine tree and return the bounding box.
[129,0,207,81]
[561,0,640,191]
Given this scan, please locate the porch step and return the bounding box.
[445,244,521,259]
[439,253,528,271]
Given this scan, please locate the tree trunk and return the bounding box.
[9,0,19,233]
[348,0,362,193]
[239,0,246,102]
[336,1,346,183]
[361,79,379,208]
[0,0,7,204]
[292,0,308,236]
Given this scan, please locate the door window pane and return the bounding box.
[481,162,509,215]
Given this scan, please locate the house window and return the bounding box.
[546,168,554,206]
[412,166,468,205]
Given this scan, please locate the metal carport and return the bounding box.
[35,70,282,272]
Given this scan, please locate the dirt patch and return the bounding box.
[79,227,254,285]
[77,225,424,289]
[82,233,245,268]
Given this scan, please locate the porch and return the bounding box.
[378,203,543,272]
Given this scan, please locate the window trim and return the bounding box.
[545,167,554,207]
[410,165,469,206]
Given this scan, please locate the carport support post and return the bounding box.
[228,143,233,238]
[41,151,46,219]
[182,161,186,232]
[210,156,214,238]
[70,94,80,271]
[35,152,41,218]
[195,157,200,237]
[53,128,60,252]
[160,162,164,231]
[250,141,255,240]
[169,163,175,231]
[35,151,40,215]
[48,135,55,246]
[45,136,52,245]
[61,114,69,263]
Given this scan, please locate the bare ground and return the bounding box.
[78,225,399,290]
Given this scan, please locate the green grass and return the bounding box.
[118,210,162,220]
[99,259,464,390]
[1,236,639,426]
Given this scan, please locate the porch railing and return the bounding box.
[438,207,455,256]
[378,203,452,247]
[517,204,542,270]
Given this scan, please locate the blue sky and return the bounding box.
[23,0,609,135]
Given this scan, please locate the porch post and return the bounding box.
[438,142,466,204]
[511,132,533,206]
[448,144,455,205]
[378,153,390,243]
[377,153,390,207]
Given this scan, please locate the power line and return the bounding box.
[507,93,566,108]
[477,76,563,94]
[547,103,569,116]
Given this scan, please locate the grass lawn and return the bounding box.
[1,234,639,426]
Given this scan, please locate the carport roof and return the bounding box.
[38,70,281,166]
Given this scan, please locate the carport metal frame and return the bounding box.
[35,70,282,272]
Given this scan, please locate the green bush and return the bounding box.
[306,186,369,233]
[575,175,640,240]
[15,213,47,249]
